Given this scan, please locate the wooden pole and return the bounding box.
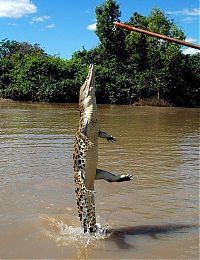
[114,22,200,50]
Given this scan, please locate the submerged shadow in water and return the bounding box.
[107,224,198,249]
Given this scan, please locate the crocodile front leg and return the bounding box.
[99,130,116,142]
[95,169,132,182]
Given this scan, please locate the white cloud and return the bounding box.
[180,16,198,23]
[8,22,18,26]
[167,8,200,16]
[87,23,96,31]
[32,15,50,22]
[185,37,197,43]
[181,8,200,16]
[46,23,55,29]
[0,0,37,18]
[182,48,200,55]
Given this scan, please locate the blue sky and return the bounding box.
[0,0,199,58]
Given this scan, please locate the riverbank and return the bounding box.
[1,97,198,108]
[133,98,172,107]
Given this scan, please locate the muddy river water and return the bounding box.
[0,99,199,259]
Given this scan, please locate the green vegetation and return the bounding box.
[0,0,199,106]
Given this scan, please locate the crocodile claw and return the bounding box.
[116,174,132,182]
[107,136,116,143]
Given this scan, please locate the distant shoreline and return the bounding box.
[1,97,199,108]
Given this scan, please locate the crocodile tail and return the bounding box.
[82,188,97,233]
[75,177,97,233]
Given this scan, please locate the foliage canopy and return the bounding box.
[0,0,199,106]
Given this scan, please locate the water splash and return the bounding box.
[40,215,109,247]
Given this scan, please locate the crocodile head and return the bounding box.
[79,64,96,111]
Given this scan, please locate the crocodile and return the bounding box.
[73,64,132,234]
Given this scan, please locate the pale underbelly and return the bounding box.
[84,144,98,190]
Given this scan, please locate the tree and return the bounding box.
[95,0,126,59]
[0,40,86,102]
[0,2,199,107]
[0,39,46,58]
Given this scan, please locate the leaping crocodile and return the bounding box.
[73,64,132,234]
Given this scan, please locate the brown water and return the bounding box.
[0,99,199,259]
